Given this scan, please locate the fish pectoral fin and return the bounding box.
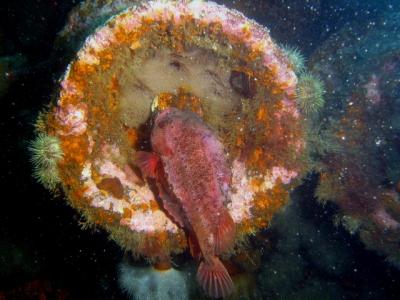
[134,151,160,179]
[215,209,236,255]
[197,257,234,298]
[188,233,201,260]
[159,190,186,227]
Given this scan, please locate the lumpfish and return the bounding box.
[135,107,236,298]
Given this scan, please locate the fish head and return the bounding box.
[151,107,183,157]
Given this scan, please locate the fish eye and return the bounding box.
[157,118,170,129]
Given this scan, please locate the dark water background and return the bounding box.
[1,0,400,298]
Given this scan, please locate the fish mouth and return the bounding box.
[153,107,179,128]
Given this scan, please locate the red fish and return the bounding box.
[135,107,236,298]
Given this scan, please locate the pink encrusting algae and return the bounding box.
[33,1,310,294]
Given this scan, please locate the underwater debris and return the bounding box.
[31,0,314,296]
[310,10,400,268]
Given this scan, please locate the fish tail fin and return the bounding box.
[215,209,236,255]
[197,257,234,298]
[134,151,160,179]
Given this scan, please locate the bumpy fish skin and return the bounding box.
[151,109,228,247]
[150,108,235,298]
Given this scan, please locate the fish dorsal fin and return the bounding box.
[188,233,202,260]
[135,151,160,179]
[215,209,236,255]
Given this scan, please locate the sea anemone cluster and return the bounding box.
[280,45,325,117]
[295,72,325,116]
[281,45,306,74]
[31,0,311,263]
[29,133,63,190]
[118,261,191,300]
